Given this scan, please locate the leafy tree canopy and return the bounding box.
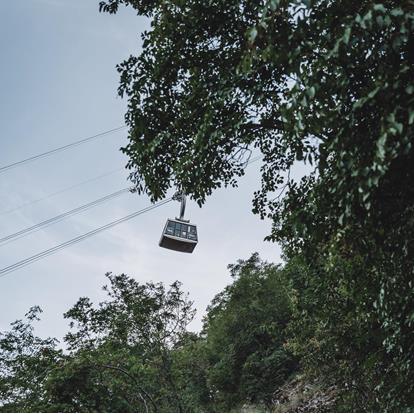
[202,253,297,411]
[0,274,196,412]
[95,5,414,408]
[0,259,300,412]
[100,0,414,247]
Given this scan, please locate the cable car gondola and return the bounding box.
[159,192,198,253]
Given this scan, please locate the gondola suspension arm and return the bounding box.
[172,191,188,222]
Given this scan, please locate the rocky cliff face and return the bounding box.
[272,375,338,413]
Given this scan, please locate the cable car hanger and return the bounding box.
[173,191,188,222]
[159,190,198,253]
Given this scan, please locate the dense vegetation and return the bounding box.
[102,0,414,410]
[0,258,298,412]
[1,248,413,412]
[2,0,413,411]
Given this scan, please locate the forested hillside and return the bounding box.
[0,258,294,412]
[101,0,414,409]
[1,250,413,412]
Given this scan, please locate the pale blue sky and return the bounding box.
[0,0,283,340]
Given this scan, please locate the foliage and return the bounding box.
[2,0,414,411]
[283,254,383,410]
[99,0,414,237]
[98,0,414,410]
[0,258,300,412]
[0,274,196,412]
[1,248,413,411]
[0,307,61,412]
[202,254,297,411]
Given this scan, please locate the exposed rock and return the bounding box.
[272,374,338,412]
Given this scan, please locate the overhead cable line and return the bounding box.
[0,187,131,247]
[246,155,262,166]
[0,168,124,216]
[0,154,263,277]
[0,125,126,174]
[0,198,173,278]
[1,155,262,240]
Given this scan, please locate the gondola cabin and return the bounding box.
[159,219,198,253]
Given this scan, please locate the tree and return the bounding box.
[98,2,414,410]
[0,259,298,412]
[169,332,212,412]
[202,254,297,411]
[0,306,62,412]
[2,252,413,410]
[99,0,414,241]
[0,274,196,412]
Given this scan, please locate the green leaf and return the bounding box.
[248,27,258,44]
[307,86,315,99]
[343,27,351,44]
[409,110,414,125]
[390,7,403,17]
[373,4,387,13]
[406,85,414,94]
